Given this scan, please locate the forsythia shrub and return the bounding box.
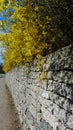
[0,0,72,72]
[0,0,52,72]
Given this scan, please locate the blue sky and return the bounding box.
[0,9,9,20]
[0,12,6,64]
[0,56,3,64]
[0,8,13,64]
[0,15,3,21]
[0,17,5,64]
[0,47,4,64]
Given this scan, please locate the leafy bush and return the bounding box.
[0,0,72,72]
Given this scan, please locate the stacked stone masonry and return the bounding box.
[5,44,73,130]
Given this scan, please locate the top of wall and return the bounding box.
[28,43,73,72]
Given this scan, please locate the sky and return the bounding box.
[0,56,3,64]
[0,3,15,64]
[0,15,3,21]
[0,7,13,64]
[0,13,6,64]
[0,30,5,64]
[0,48,4,64]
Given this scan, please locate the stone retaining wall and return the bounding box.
[5,44,73,130]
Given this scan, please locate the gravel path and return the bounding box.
[0,76,22,130]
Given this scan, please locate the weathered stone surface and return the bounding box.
[37,119,52,130]
[47,80,73,101]
[66,115,73,129]
[47,71,73,84]
[5,44,73,130]
[47,44,73,70]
